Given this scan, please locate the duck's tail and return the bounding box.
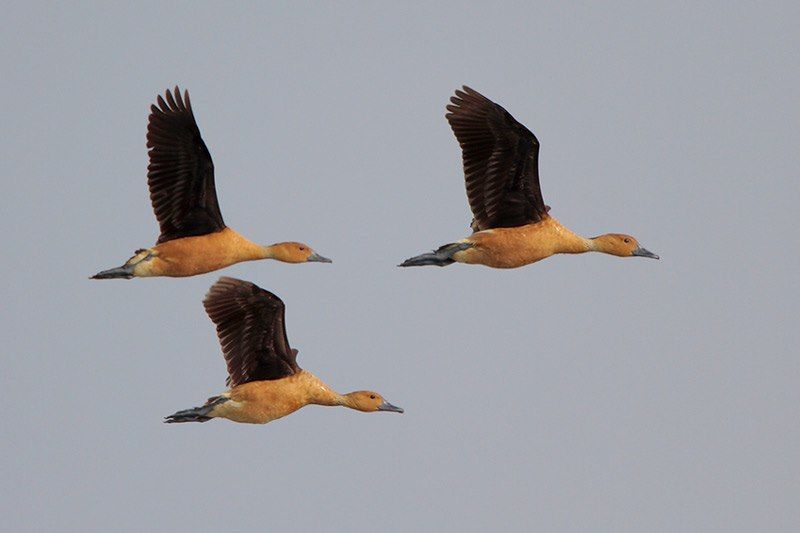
[399,242,472,267]
[91,249,154,279]
[164,396,228,424]
[90,265,134,280]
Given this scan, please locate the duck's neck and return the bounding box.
[247,243,289,261]
[551,222,594,254]
[257,244,280,260]
[222,229,277,261]
[584,235,617,255]
[302,372,347,407]
[310,391,347,407]
[307,387,362,411]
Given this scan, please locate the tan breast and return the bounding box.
[133,228,264,277]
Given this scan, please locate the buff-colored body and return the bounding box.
[451,215,645,269]
[122,228,318,278]
[453,216,589,268]
[208,371,372,424]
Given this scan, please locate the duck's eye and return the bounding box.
[370,395,376,400]
[299,246,306,251]
[623,238,631,244]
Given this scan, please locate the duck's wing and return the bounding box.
[203,277,300,387]
[147,87,226,244]
[446,86,548,232]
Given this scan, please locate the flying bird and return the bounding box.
[400,86,659,269]
[92,87,330,279]
[165,277,403,424]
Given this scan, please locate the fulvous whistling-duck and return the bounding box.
[165,277,403,425]
[400,86,659,269]
[92,87,330,279]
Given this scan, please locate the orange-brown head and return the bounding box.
[343,391,404,413]
[263,242,332,264]
[591,234,659,259]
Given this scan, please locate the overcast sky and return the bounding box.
[2,2,798,531]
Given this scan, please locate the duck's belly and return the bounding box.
[214,400,302,424]
[130,231,247,277]
[214,381,307,424]
[455,226,556,268]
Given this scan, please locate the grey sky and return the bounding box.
[2,2,798,531]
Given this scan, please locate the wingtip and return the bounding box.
[166,88,177,108]
[454,85,476,98]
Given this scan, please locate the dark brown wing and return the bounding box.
[147,87,225,244]
[446,86,548,232]
[203,277,300,387]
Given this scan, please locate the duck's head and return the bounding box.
[265,242,332,264]
[591,234,659,259]
[344,391,404,413]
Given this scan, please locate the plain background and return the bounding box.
[2,2,798,531]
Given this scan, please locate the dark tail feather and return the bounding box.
[90,265,134,280]
[399,252,454,267]
[164,408,212,423]
[164,396,228,424]
[399,242,472,267]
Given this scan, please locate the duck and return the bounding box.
[165,277,403,425]
[400,86,659,269]
[92,87,330,279]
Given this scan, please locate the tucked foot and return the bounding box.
[90,265,134,279]
[399,242,472,267]
[164,396,228,423]
[91,249,156,279]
